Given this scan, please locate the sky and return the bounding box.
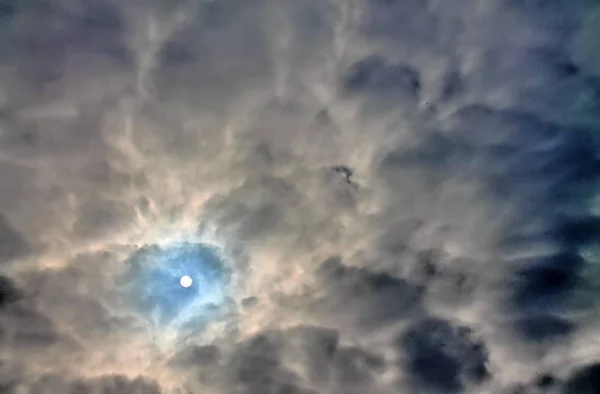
[1,0,600,393]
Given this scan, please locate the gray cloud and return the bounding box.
[398,317,489,393]
[562,362,600,394]
[0,215,29,264]
[306,257,423,332]
[170,325,390,394]
[26,374,161,394]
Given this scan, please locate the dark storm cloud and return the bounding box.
[0,275,20,310]
[464,108,600,343]
[376,98,600,340]
[513,314,574,342]
[398,317,489,393]
[562,362,600,394]
[510,253,582,313]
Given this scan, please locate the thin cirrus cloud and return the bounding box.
[1,0,600,393]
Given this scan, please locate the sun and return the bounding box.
[180,275,193,288]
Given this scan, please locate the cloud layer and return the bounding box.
[1,0,600,393]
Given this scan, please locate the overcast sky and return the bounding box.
[1,0,600,393]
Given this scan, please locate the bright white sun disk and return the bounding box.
[180,275,193,288]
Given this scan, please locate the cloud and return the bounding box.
[26,374,161,394]
[343,55,422,99]
[0,215,29,264]
[1,0,600,393]
[398,317,489,393]
[306,257,423,332]
[562,362,600,394]
[170,325,389,394]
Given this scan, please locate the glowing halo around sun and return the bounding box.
[121,237,234,334]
